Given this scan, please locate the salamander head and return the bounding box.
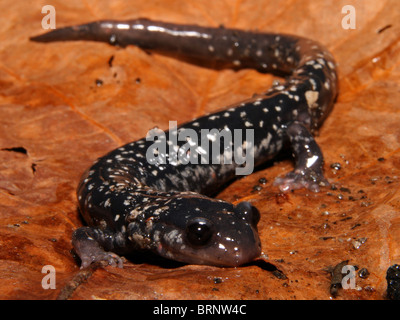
[150,197,261,267]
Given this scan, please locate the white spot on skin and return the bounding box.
[306,155,319,168]
[305,90,319,108]
[104,198,111,208]
[309,78,317,90]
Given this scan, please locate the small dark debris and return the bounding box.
[364,286,375,293]
[108,55,114,67]
[330,162,341,170]
[135,77,142,84]
[2,146,28,155]
[95,79,103,87]
[385,176,393,184]
[253,185,262,192]
[258,177,267,184]
[249,259,287,280]
[377,157,385,162]
[350,223,361,230]
[272,270,287,280]
[320,236,335,241]
[213,277,223,284]
[377,24,392,34]
[386,264,400,300]
[358,268,370,279]
[340,187,351,193]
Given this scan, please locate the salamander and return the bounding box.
[31,18,338,268]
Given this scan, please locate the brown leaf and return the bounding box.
[1,0,399,300]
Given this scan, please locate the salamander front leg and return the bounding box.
[274,122,329,192]
[72,227,124,268]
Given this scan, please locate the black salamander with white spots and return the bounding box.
[31,19,338,268]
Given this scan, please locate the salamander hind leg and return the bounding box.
[72,227,124,269]
[274,122,329,193]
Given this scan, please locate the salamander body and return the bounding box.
[31,19,338,268]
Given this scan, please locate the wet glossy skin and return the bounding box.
[31,19,337,268]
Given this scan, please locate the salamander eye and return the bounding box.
[186,218,214,247]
